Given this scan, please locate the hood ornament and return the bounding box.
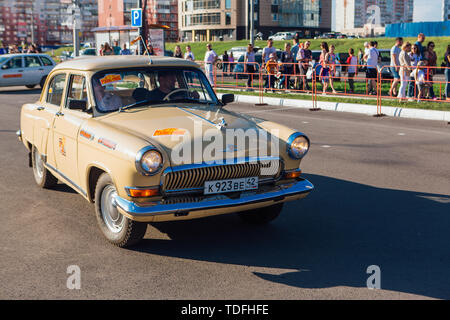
[215,117,227,130]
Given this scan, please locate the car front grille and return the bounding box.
[162,159,282,193]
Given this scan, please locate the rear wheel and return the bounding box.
[238,203,284,224]
[26,84,36,89]
[31,146,58,188]
[94,173,147,247]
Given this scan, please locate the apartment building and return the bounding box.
[178,0,331,42]
[97,0,178,43]
[0,0,97,46]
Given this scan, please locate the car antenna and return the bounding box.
[138,35,153,65]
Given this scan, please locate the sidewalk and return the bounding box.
[217,92,450,122]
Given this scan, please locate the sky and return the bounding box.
[331,0,443,30]
[413,0,443,22]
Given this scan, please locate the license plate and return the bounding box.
[204,177,258,195]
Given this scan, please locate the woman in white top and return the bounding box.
[398,42,412,99]
[408,44,421,98]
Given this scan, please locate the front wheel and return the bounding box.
[238,203,284,224]
[26,84,36,89]
[31,146,58,188]
[94,173,147,247]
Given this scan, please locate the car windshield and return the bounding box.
[91,67,219,113]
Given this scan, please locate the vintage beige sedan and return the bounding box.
[17,56,313,247]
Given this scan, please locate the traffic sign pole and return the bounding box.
[131,6,143,54]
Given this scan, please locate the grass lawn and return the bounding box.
[167,37,450,65]
[215,88,450,112]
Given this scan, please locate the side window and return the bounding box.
[46,74,66,106]
[24,56,42,68]
[3,57,23,69]
[40,56,53,66]
[66,75,87,108]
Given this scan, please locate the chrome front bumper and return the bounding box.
[114,178,314,219]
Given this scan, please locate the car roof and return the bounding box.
[0,53,51,58]
[53,55,199,72]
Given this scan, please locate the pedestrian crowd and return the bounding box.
[3,33,450,101]
[0,43,42,54]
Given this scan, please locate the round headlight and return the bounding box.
[136,147,163,175]
[287,133,310,159]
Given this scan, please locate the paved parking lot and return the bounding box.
[0,86,449,299]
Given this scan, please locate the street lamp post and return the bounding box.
[250,0,254,46]
[72,0,81,57]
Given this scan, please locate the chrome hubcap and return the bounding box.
[100,185,124,233]
[34,149,44,180]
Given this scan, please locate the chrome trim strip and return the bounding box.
[16,129,22,141]
[115,178,314,217]
[44,162,87,197]
[286,132,310,159]
[165,156,281,173]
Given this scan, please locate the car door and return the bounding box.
[32,72,67,166]
[0,56,24,86]
[23,55,44,85]
[52,73,91,188]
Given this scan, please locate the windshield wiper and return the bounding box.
[168,98,216,105]
[119,99,160,112]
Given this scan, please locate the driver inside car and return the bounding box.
[149,72,178,100]
[135,71,200,102]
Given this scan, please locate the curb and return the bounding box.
[217,93,450,122]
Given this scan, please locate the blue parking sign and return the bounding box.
[131,8,142,27]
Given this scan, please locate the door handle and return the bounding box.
[38,68,44,71]
[55,111,64,117]
[36,106,44,111]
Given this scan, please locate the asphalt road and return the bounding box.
[1,86,449,300]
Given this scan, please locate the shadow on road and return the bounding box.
[132,173,450,299]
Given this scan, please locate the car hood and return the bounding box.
[97,104,275,164]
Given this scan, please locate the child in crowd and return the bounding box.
[412,61,429,102]
[346,48,358,94]
[265,53,278,91]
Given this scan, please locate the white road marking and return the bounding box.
[398,133,406,136]
[321,145,331,148]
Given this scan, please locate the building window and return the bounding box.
[272,14,278,21]
[226,0,231,9]
[225,12,231,25]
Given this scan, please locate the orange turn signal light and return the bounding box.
[127,187,160,198]
[284,170,302,179]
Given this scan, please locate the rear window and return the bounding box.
[39,56,53,66]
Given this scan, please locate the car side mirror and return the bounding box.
[68,99,88,112]
[221,93,234,106]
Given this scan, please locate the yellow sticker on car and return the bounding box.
[99,74,122,86]
[153,128,186,136]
